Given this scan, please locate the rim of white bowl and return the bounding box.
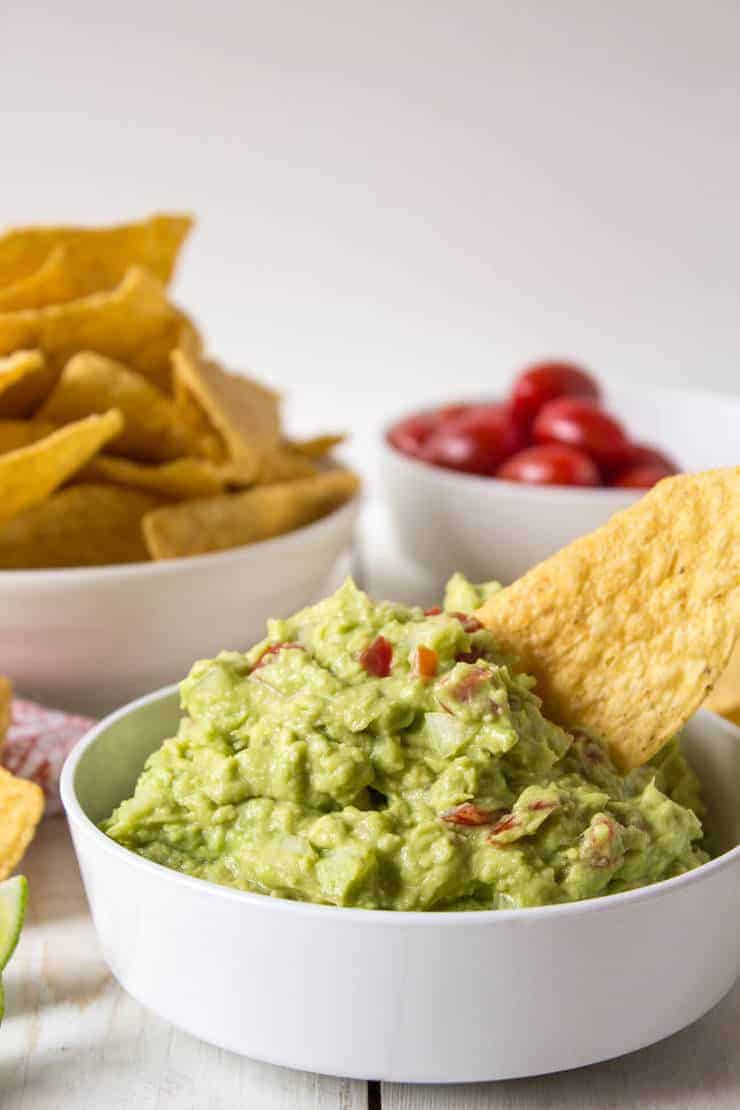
[380,379,740,501]
[61,688,740,927]
[0,494,360,584]
[380,435,641,502]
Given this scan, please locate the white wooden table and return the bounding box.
[3,507,739,1108]
[3,818,739,1110]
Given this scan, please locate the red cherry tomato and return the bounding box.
[422,404,523,475]
[436,403,471,424]
[622,442,679,473]
[387,413,439,456]
[496,444,600,487]
[612,463,674,490]
[387,405,470,457]
[510,361,600,427]
[533,397,629,468]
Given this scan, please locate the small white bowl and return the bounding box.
[0,498,359,716]
[62,690,740,1083]
[381,383,740,583]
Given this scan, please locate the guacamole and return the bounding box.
[104,576,709,910]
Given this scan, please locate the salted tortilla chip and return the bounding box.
[0,676,11,754]
[172,376,226,463]
[290,433,345,459]
[0,483,158,568]
[0,213,192,291]
[704,639,740,724]
[250,443,318,485]
[475,468,740,770]
[0,267,199,392]
[0,245,80,312]
[0,350,55,418]
[143,469,360,559]
[0,351,44,397]
[0,409,123,526]
[0,766,44,880]
[0,419,56,454]
[255,432,348,482]
[80,456,225,500]
[38,351,194,461]
[172,348,280,481]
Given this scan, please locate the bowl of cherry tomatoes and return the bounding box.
[381,361,740,583]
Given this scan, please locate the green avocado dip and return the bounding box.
[103,575,709,911]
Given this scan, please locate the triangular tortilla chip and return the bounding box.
[0,213,192,290]
[143,469,360,559]
[0,419,56,454]
[171,348,280,482]
[0,676,11,755]
[0,245,80,312]
[0,408,123,525]
[704,640,740,722]
[290,433,345,459]
[0,351,44,396]
[250,443,319,485]
[38,351,194,461]
[0,350,55,418]
[0,268,199,392]
[0,766,44,880]
[80,455,225,500]
[172,376,226,463]
[0,483,159,569]
[476,468,740,770]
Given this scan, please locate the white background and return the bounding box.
[2,0,739,461]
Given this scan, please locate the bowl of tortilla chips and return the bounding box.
[0,215,360,714]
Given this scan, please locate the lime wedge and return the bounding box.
[0,875,28,972]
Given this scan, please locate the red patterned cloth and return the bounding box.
[1,699,95,816]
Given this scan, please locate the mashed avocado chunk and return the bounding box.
[104,577,708,910]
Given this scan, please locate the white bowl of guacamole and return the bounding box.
[61,578,740,1082]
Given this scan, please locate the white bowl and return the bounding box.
[62,691,740,1083]
[381,383,740,584]
[0,498,359,716]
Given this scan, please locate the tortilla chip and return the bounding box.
[0,267,198,392]
[250,443,319,485]
[704,639,740,723]
[290,434,346,459]
[38,351,194,462]
[0,766,45,879]
[171,348,280,481]
[0,419,56,454]
[0,409,123,526]
[0,483,158,568]
[80,456,225,500]
[0,246,80,312]
[0,213,192,291]
[0,349,55,418]
[0,676,11,755]
[143,469,360,559]
[172,376,226,463]
[475,468,740,770]
[0,351,44,397]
